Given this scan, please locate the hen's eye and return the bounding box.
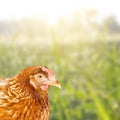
[38,75,42,78]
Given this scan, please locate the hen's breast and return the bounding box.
[13,97,49,120]
[0,94,49,120]
[0,77,50,120]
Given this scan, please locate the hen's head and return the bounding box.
[17,66,61,91]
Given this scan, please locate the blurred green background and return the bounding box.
[0,1,120,120]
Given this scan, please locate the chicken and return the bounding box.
[0,66,61,120]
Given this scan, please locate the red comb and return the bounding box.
[41,67,55,78]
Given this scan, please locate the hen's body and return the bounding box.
[0,66,61,120]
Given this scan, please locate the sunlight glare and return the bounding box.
[0,0,120,24]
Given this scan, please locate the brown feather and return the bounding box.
[0,66,58,120]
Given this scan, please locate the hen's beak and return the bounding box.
[43,80,61,89]
[48,80,61,89]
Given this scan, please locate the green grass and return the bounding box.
[0,35,120,120]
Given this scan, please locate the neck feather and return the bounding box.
[6,77,50,120]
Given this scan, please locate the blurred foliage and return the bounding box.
[0,37,120,120]
[0,10,120,43]
[0,10,120,120]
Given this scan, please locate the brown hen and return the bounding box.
[0,66,61,120]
